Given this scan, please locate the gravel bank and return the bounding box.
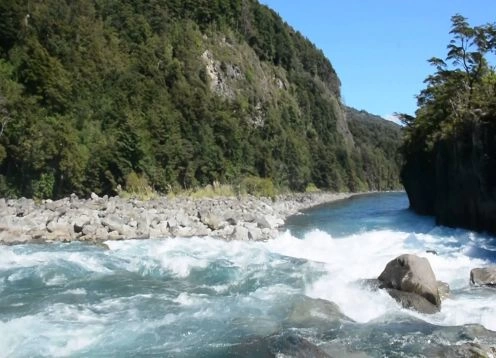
[0,192,353,245]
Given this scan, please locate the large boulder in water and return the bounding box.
[378,254,441,312]
[385,289,440,314]
[470,267,496,286]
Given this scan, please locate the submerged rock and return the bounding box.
[378,254,441,313]
[285,295,353,328]
[227,332,333,358]
[470,267,496,287]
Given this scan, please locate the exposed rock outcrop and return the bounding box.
[402,121,496,234]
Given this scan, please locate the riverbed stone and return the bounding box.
[73,215,91,233]
[82,224,98,236]
[256,214,284,229]
[0,192,352,244]
[231,225,250,241]
[378,254,441,311]
[470,267,496,287]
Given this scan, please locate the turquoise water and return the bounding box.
[1,192,495,356]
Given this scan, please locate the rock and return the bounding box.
[95,227,109,240]
[386,289,440,314]
[228,332,333,358]
[248,227,264,241]
[73,215,91,233]
[175,211,192,227]
[82,224,98,236]
[231,225,250,241]
[286,296,353,328]
[108,230,122,240]
[101,215,127,234]
[198,211,224,230]
[470,267,496,287]
[378,254,441,310]
[90,192,99,200]
[402,121,496,234]
[136,216,149,233]
[46,229,72,242]
[0,228,32,244]
[46,217,72,235]
[256,215,283,229]
[439,342,496,358]
[170,226,197,238]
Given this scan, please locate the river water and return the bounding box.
[1,192,495,357]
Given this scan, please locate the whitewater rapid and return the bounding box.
[0,193,495,356]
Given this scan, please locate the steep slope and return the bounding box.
[0,0,401,198]
[345,107,403,191]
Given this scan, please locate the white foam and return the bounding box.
[106,237,272,278]
[0,305,105,357]
[265,228,495,328]
[64,288,87,295]
[44,274,67,286]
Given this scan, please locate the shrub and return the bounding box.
[305,182,320,193]
[123,171,156,200]
[32,172,55,199]
[240,176,276,199]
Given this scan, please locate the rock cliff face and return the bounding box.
[402,121,496,233]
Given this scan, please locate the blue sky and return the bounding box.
[259,0,496,120]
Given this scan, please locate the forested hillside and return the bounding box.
[401,15,496,233]
[345,107,402,191]
[0,0,402,199]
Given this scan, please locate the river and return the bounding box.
[1,192,495,356]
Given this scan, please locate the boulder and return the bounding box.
[72,214,91,233]
[256,214,283,229]
[198,210,224,230]
[231,225,250,241]
[286,296,352,328]
[46,216,72,235]
[386,289,440,314]
[378,254,441,311]
[470,267,496,287]
[101,215,128,234]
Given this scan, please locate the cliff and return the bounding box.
[403,120,496,233]
[400,15,496,234]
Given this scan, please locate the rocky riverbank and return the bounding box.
[0,192,353,245]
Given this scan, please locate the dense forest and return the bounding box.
[401,15,496,233]
[0,0,402,199]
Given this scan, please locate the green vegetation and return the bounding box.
[346,107,403,191]
[401,14,496,155]
[0,0,402,199]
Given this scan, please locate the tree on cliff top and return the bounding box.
[402,14,496,151]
